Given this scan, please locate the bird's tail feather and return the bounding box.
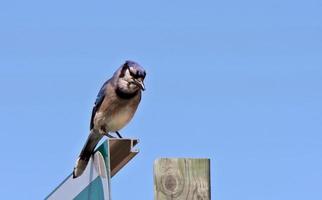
[73,130,102,178]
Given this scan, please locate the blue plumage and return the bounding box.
[90,80,108,130]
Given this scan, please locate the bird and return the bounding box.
[73,60,146,178]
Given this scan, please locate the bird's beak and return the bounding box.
[134,79,145,91]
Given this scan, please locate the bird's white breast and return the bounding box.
[102,106,134,132]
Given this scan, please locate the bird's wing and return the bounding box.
[90,80,109,130]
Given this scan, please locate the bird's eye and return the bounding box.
[129,70,135,77]
[129,70,140,79]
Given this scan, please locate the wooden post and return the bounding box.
[154,158,211,200]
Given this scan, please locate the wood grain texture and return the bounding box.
[154,158,211,200]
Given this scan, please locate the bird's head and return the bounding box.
[116,60,146,94]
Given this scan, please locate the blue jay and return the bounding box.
[73,60,146,178]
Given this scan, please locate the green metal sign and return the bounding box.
[46,141,111,200]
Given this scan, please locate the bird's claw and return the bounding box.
[115,131,123,138]
[105,133,116,138]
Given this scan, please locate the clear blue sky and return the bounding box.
[0,0,321,199]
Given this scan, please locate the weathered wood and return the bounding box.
[154,158,211,200]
